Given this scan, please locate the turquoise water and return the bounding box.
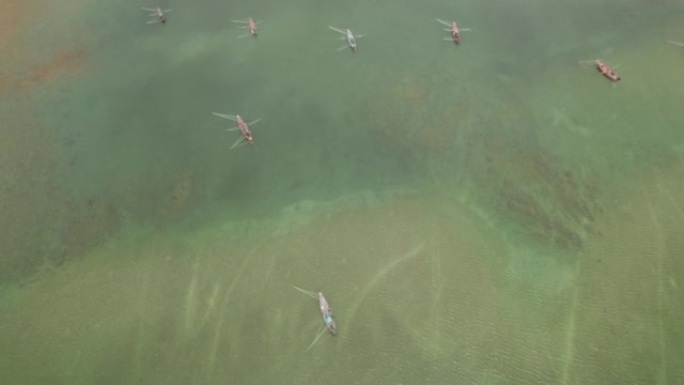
[1,0,684,383]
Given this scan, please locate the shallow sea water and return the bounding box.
[1,0,683,383]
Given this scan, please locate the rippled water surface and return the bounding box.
[1,0,683,383]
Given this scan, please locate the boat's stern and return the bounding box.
[325,317,337,335]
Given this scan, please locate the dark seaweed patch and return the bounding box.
[469,130,600,252]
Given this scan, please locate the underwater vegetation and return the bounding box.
[364,73,600,252]
[469,132,600,251]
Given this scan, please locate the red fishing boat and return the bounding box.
[437,18,471,45]
[142,7,170,24]
[580,59,621,82]
[232,17,263,38]
[212,112,261,150]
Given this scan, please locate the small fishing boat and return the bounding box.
[232,17,263,38]
[293,285,337,349]
[318,292,337,335]
[211,112,261,150]
[436,18,471,45]
[595,60,621,82]
[329,26,364,52]
[580,59,621,82]
[142,7,170,24]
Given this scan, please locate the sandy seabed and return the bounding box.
[0,172,682,384]
[1,0,683,383]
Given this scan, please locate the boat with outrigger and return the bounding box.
[142,6,170,25]
[436,18,471,45]
[293,285,337,349]
[329,26,364,53]
[579,59,621,82]
[211,112,261,150]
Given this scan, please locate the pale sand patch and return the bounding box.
[564,163,684,385]
[2,162,683,384]
[2,176,680,384]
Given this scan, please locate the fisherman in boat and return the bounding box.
[324,313,336,335]
[598,61,620,81]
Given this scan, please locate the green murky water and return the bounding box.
[1,0,683,383]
